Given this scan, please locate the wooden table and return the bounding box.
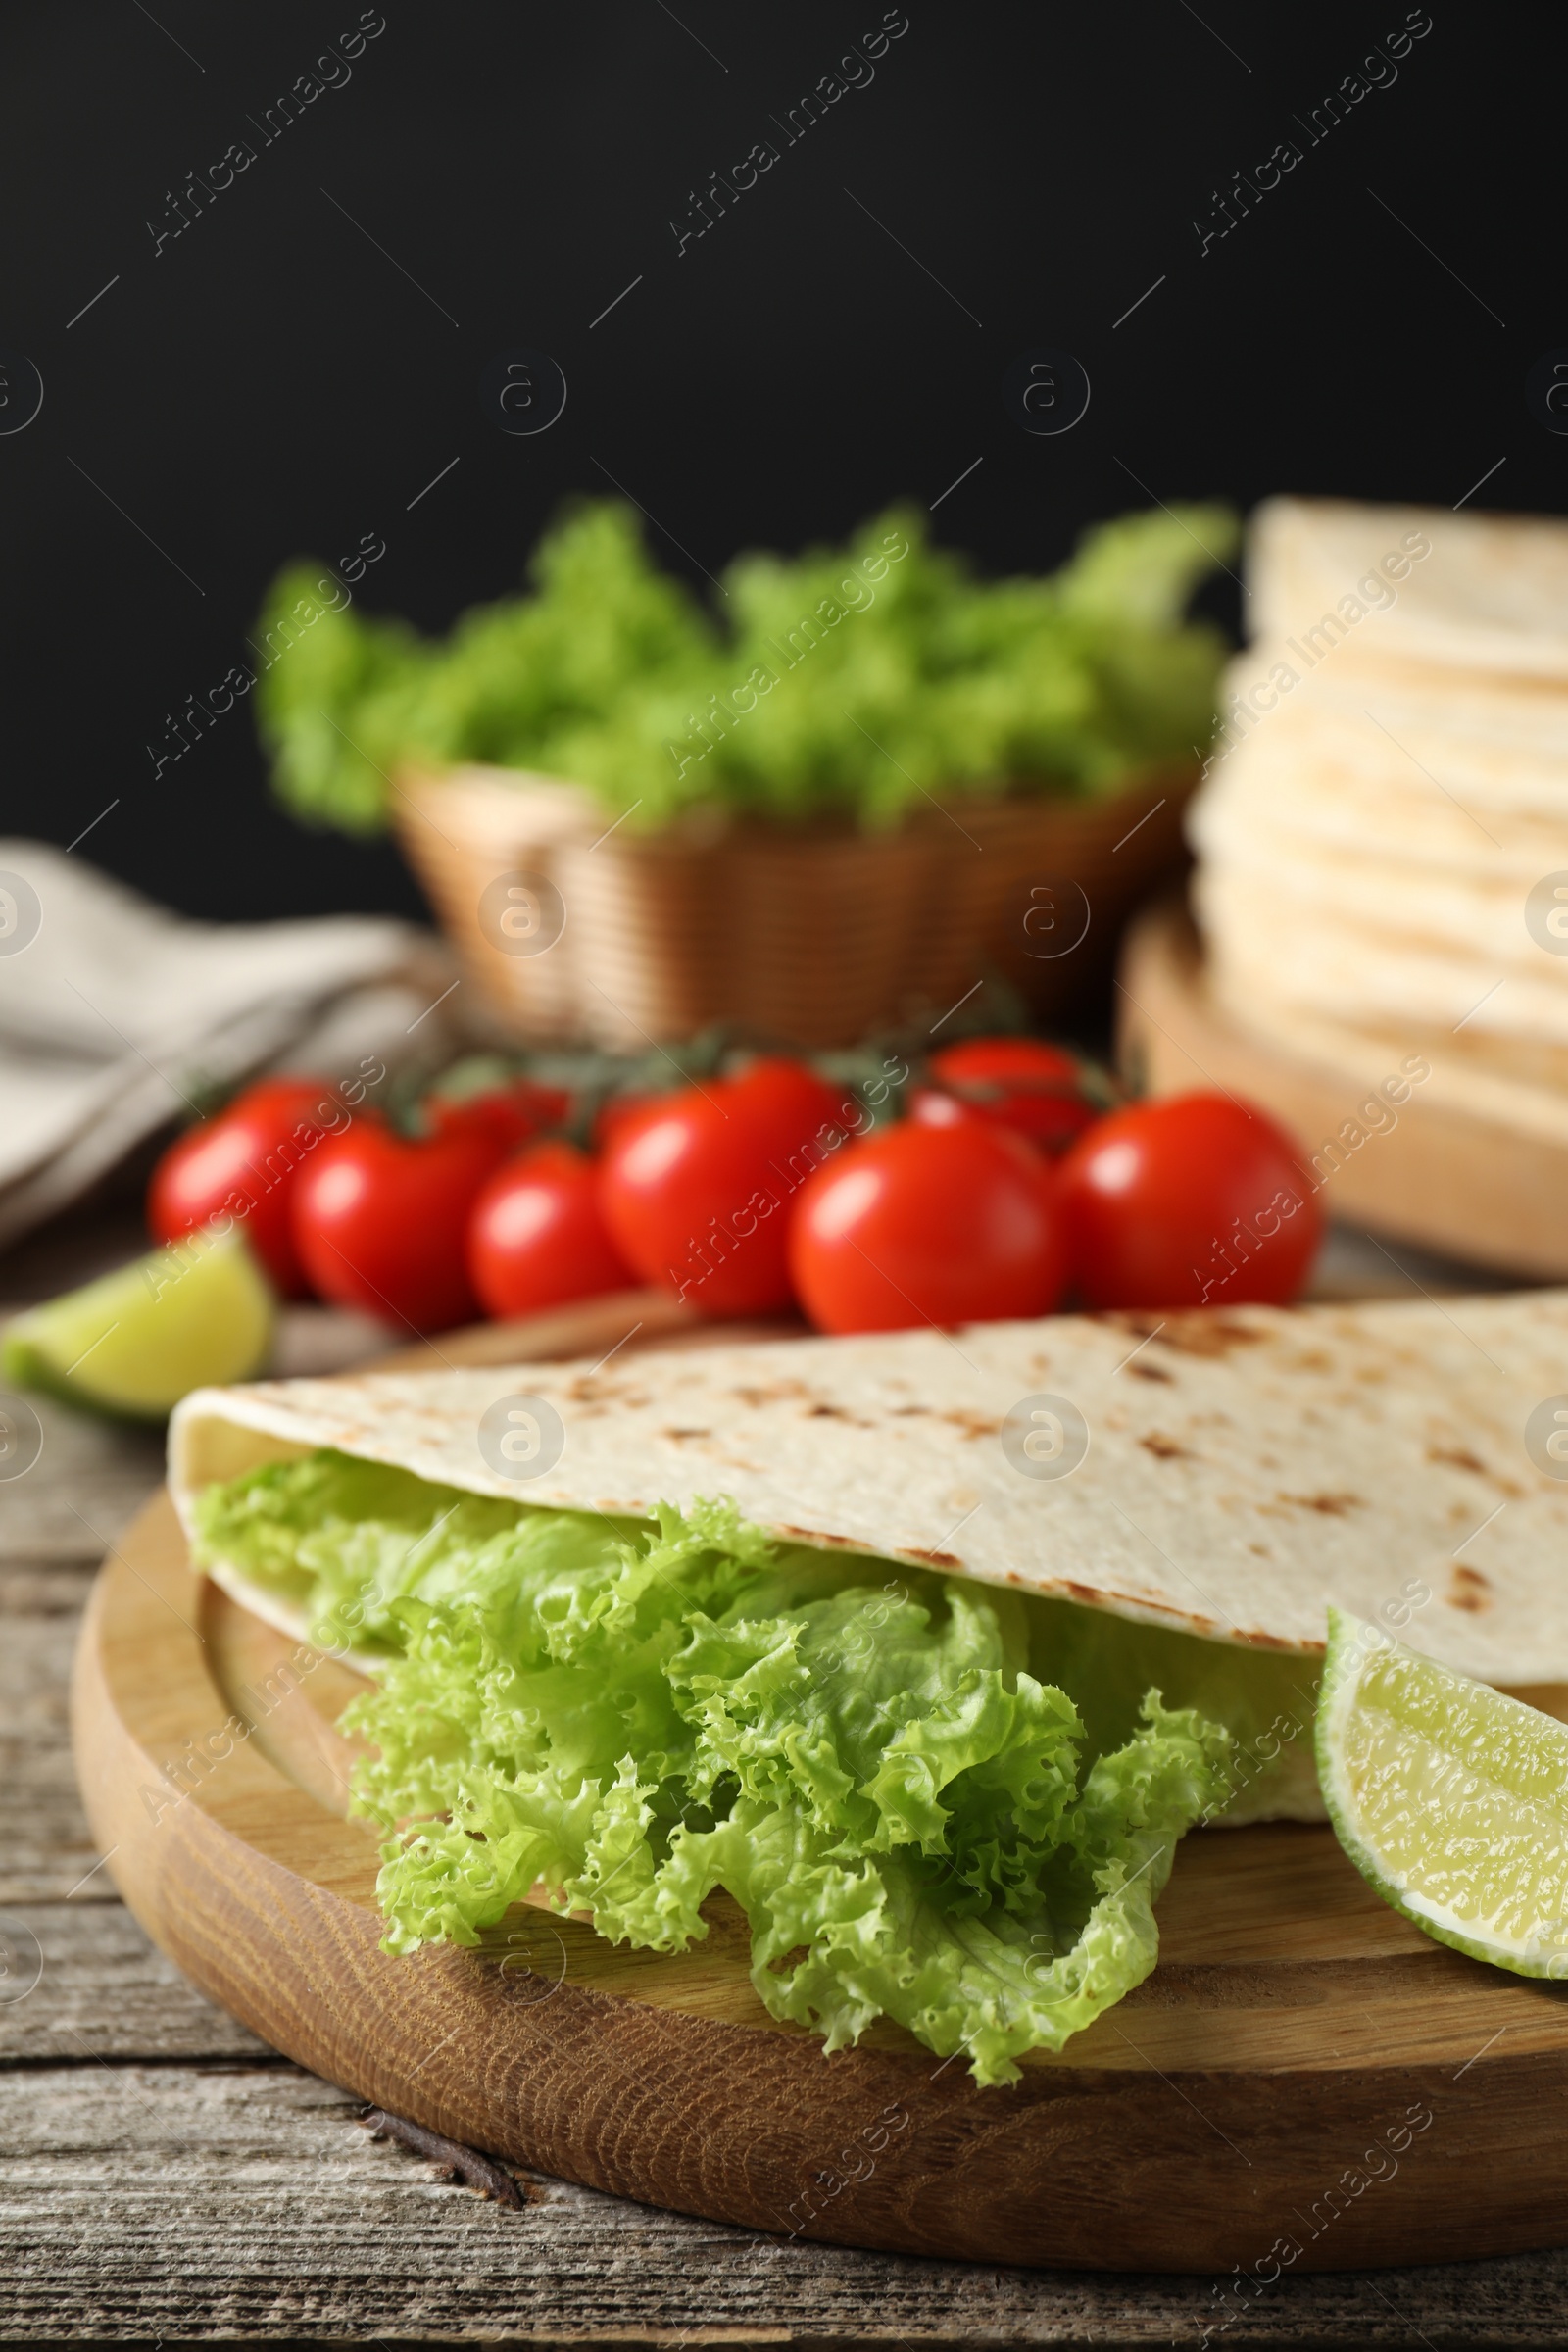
[6,1212,1568,2346]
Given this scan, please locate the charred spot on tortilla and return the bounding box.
[943,1410,1003,1440]
[902,1547,963,1568]
[660,1428,711,1443]
[1146,1314,1269,1359]
[1431,1458,1527,1501]
[1429,1445,1489,1474]
[1139,1432,1196,1462]
[776,1524,884,1555]
[730,1380,811,1407]
[1448,1565,1493,1613]
[1274,1492,1363,1516]
[565,1375,651,1409]
[1101,1311,1163,1341]
[1054,1577,1216,1637]
[1125,1361,1175,1383]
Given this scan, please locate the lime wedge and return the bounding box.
[2,1227,273,1419]
[1317,1605,1568,1979]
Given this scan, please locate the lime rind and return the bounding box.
[1,1225,274,1420]
[1,1330,107,1416]
[1317,1605,1568,1982]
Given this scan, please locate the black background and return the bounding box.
[1,0,1556,923]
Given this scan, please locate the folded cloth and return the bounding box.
[0,840,463,1250]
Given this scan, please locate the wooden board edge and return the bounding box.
[370,1288,804,1375]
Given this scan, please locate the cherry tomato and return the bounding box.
[927,1035,1105,1156]
[424,1079,571,1153]
[291,1113,509,1332]
[908,1088,970,1128]
[726,1055,850,1157]
[1054,1091,1323,1312]
[592,1089,667,1153]
[599,1056,858,1316]
[147,1076,344,1298]
[788,1119,1065,1335]
[468,1142,637,1319]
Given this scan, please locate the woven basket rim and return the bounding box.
[391,759,1200,844]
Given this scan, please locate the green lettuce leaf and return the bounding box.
[193,1452,1246,2082]
[254,499,1236,835]
[1055,503,1240,632]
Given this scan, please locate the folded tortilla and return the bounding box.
[172,1292,1568,1693]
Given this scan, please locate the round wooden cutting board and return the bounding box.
[72,1295,1568,2274]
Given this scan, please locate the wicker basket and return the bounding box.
[393,764,1196,1049]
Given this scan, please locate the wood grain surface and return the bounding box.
[1118,898,1568,1279]
[65,1293,1568,2280]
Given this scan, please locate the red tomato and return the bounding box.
[467,1142,636,1318]
[927,1035,1105,1156]
[726,1055,850,1156]
[424,1079,571,1152]
[788,1119,1065,1335]
[908,1088,970,1128]
[592,1089,667,1153]
[598,1057,858,1317]
[910,1080,1099,1156]
[291,1113,509,1332]
[147,1076,344,1298]
[931,1036,1082,1088]
[1054,1091,1323,1311]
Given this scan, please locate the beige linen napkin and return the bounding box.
[0,840,462,1249]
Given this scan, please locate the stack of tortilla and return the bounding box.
[1187,498,1568,1144]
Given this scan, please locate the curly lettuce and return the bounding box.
[255,499,1237,837]
[193,1451,1246,2083]
[256,502,716,833]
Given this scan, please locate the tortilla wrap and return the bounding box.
[172,1293,1568,1690]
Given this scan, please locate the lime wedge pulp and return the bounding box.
[1317,1605,1568,1979]
[2,1226,273,1419]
